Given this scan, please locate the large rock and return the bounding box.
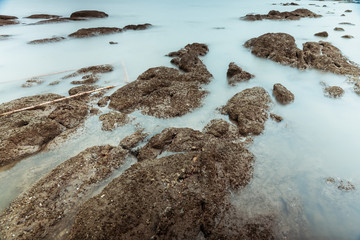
[244,33,360,76]
[0,94,89,167]
[221,87,272,136]
[227,62,254,85]
[273,83,295,104]
[242,8,321,21]
[109,43,213,118]
[0,145,129,240]
[68,123,276,239]
[70,10,109,19]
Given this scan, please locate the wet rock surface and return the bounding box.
[221,87,272,136]
[109,43,213,118]
[28,36,66,44]
[99,111,130,131]
[71,74,99,85]
[69,124,276,240]
[0,145,130,240]
[273,83,295,104]
[244,32,360,76]
[120,129,148,150]
[314,31,328,37]
[0,94,89,168]
[242,8,321,21]
[324,86,344,98]
[70,10,108,19]
[227,62,254,85]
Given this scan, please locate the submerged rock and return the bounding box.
[244,32,360,76]
[242,8,321,21]
[63,64,113,79]
[28,36,66,44]
[314,31,328,37]
[69,124,273,239]
[109,43,213,118]
[99,111,130,131]
[0,34,11,40]
[281,2,299,6]
[227,62,254,85]
[0,145,130,240]
[326,177,355,191]
[270,113,283,122]
[273,83,295,104]
[25,14,60,19]
[70,10,108,19]
[21,78,43,88]
[0,94,89,168]
[0,15,19,26]
[221,87,272,136]
[68,27,122,38]
[324,86,344,98]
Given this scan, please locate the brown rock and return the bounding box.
[71,74,99,85]
[120,129,148,149]
[273,83,295,104]
[326,177,355,191]
[97,96,110,107]
[0,35,11,40]
[109,43,213,118]
[63,64,113,79]
[334,27,344,31]
[270,113,283,122]
[68,27,122,38]
[244,32,360,76]
[68,85,98,96]
[109,41,118,44]
[0,145,129,240]
[242,8,321,21]
[0,15,19,26]
[281,2,299,6]
[339,22,355,25]
[25,14,60,19]
[324,86,344,98]
[123,23,152,31]
[99,112,130,131]
[345,10,352,13]
[314,31,328,37]
[221,87,272,136]
[342,35,354,39]
[70,10,108,19]
[0,94,89,167]
[31,17,77,25]
[28,36,66,44]
[227,62,254,85]
[0,15,18,20]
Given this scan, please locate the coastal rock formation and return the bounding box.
[120,129,148,150]
[71,74,99,85]
[314,31,328,37]
[0,145,130,240]
[244,33,360,76]
[63,64,114,79]
[70,10,108,19]
[123,23,152,31]
[25,14,60,19]
[221,87,272,136]
[242,8,321,21]
[69,124,275,239]
[0,94,89,168]
[227,62,254,85]
[273,83,295,104]
[0,15,19,26]
[68,27,122,38]
[109,43,213,118]
[28,36,66,44]
[99,111,130,131]
[324,86,344,98]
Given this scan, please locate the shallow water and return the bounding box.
[1,0,360,239]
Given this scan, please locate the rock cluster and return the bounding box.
[242,8,321,21]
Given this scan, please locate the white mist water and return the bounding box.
[1,0,360,239]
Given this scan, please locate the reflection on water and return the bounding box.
[1,0,360,238]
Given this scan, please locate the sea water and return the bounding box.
[1,0,360,239]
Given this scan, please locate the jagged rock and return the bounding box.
[273,83,295,104]
[68,27,122,38]
[221,87,272,136]
[28,36,66,44]
[244,32,360,76]
[99,112,130,131]
[71,74,99,85]
[109,43,213,118]
[227,62,254,85]
[324,86,344,98]
[70,10,108,19]
[314,31,328,37]
[0,145,129,240]
[242,8,321,21]
[0,94,89,167]
[334,27,344,31]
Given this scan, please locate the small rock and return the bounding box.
[120,129,148,149]
[242,8,321,21]
[345,10,352,13]
[70,10,109,19]
[28,36,66,44]
[109,41,118,45]
[227,62,254,85]
[314,31,328,37]
[273,83,294,104]
[97,96,110,107]
[339,22,355,25]
[333,27,344,31]
[49,81,60,86]
[69,27,122,38]
[270,113,283,122]
[342,35,354,39]
[25,14,60,19]
[326,177,355,191]
[99,112,130,131]
[324,86,344,98]
[123,23,152,31]
[71,74,99,85]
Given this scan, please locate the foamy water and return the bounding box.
[1,0,360,239]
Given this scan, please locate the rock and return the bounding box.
[123,23,152,31]
[242,8,321,21]
[0,15,18,20]
[273,83,295,104]
[326,177,355,191]
[221,87,272,136]
[342,35,354,39]
[0,94,89,167]
[28,36,66,44]
[244,32,360,76]
[109,41,118,44]
[21,78,43,88]
[0,35,11,40]
[324,86,344,98]
[109,43,213,118]
[99,112,130,131]
[71,74,99,84]
[0,15,19,26]
[25,14,60,19]
[69,125,272,240]
[281,2,299,6]
[314,31,328,37]
[0,145,129,240]
[68,85,98,96]
[49,80,60,86]
[270,113,283,122]
[334,27,344,31]
[345,10,352,13]
[339,22,355,25]
[227,62,254,85]
[63,64,113,79]
[68,27,122,38]
[120,129,148,149]
[70,10,109,19]
[97,96,110,107]
[31,17,79,25]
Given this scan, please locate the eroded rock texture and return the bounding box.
[242,9,321,21]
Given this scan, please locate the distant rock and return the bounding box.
[314,31,328,37]
[0,15,19,26]
[71,74,99,85]
[63,64,114,79]
[227,62,254,85]
[28,36,66,44]
[244,32,360,76]
[0,34,11,40]
[334,27,344,31]
[345,10,352,13]
[339,22,355,25]
[68,27,122,38]
[273,83,294,104]
[324,86,344,98]
[70,10,108,19]
[0,15,17,20]
[109,41,118,44]
[281,2,299,6]
[326,177,355,191]
[342,35,354,39]
[123,23,152,31]
[25,14,60,19]
[242,8,321,21]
